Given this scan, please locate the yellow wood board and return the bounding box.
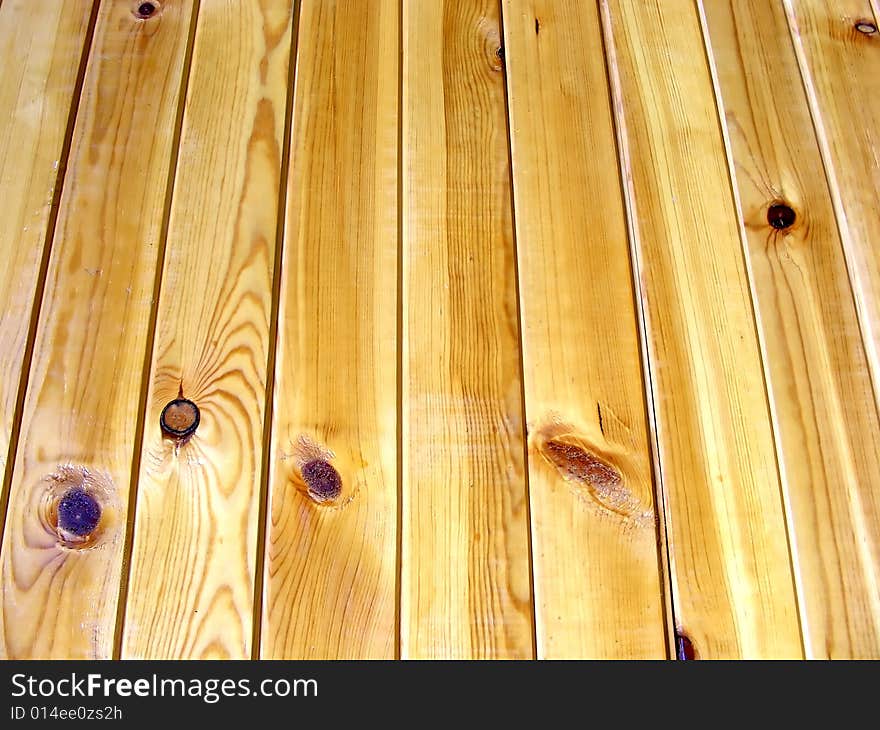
[785,0,880,417]
[0,0,94,511]
[704,0,880,660]
[121,0,293,660]
[260,0,399,659]
[0,0,197,659]
[601,0,802,658]
[2,0,879,659]
[401,0,534,658]
[503,0,667,658]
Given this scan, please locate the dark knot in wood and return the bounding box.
[301,459,342,503]
[676,632,696,660]
[767,202,796,231]
[57,488,101,537]
[135,2,158,20]
[160,398,200,441]
[543,439,622,491]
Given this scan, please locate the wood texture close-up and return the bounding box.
[784,0,880,411]
[602,0,802,658]
[260,0,399,659]
[0,0,95,492]
[0,0,197,658]
[401,0,533,658]
[503,0,667,659]
[121,0,293,660]
[1,0,879,659]
[703,0,880,659]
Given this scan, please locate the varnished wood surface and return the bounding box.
[1,0,878,658]
[0,0,197,658]
[503,0,666,658]
[784,0,880,412]
[260,0,399,659]
[0,0,94,489]
[602,0,802,658]
[402,0,533,658]
[121,0,293,660]
[703,0,880,659]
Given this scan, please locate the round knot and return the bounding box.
[160,398,200,440]
[301,459,342,503]
[134,2,159,20]
[57,488,101,537]
[767,202,796,230]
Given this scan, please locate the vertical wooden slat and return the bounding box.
[601,0,803,658]
[400,0,534,659]
[703,0,880,659]
[120,0,293,659]
[784,0,880,417]
[501,0,667,658]
[0,0,94,508]
[0,0,197,659]
[260,0,398,659]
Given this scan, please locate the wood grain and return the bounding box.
[502,0,667,658]
[401,0,533,658]
[260,0,398,659]
[0,0,196,659]
[120,0,293,659]
[703,0,880,660]
[601,0,802,658]
[784,0,880,416]
[0,0,94,495]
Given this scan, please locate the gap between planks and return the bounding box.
[395,0,404,662]
[496,0,540,662]
[250,0,304,661]
[596,0,676,659]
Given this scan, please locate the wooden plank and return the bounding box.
[400,0,534,659]
[600,0,803,658]
[0,0,94,496]
[401,0,533,658]
[260,0,398,659]
[120,0,293,659]
[703,0,880,659]
[784,0,880,416]
[0,0,196,659]
[502,0,667,658]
